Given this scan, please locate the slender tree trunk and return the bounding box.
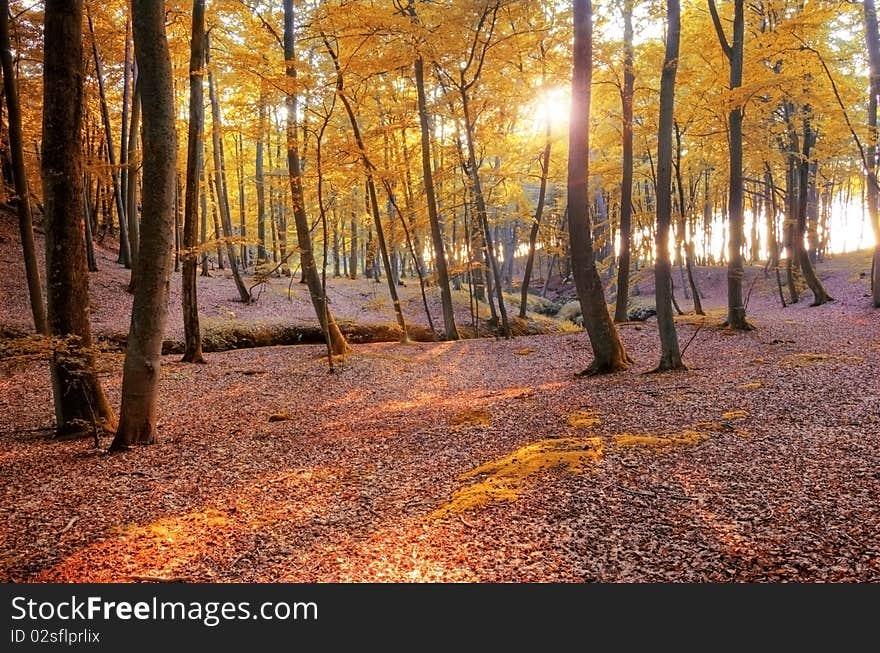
[42,0,116,437]
[796,118,832,305]
[181,0,205,363]
[614,0,635,323]
[709,0,750,329]
[413,50,458,338]
[126,79,141,291]
[569,0,630,374]
[111,0,177,450]
[206,32,250,303]
[1,0,46,333]
[255,93,268,261]
[87,7,130,268]
[349,212,358,279]
[654,0,685,371]
[673,123,704,314]
[864,0,880,306]
[236,132,248,269]
[460,86,509,337]
[284,0,349,355]
[323,35,408,341]
[521,121,552,319]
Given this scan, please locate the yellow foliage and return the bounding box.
[722,409,748,420]
[432,437,603,517]
[567,409,601,428]
[450,408,491,428]
[614,431,709,448]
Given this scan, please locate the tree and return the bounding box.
[864,0,880,307]
[568,0,631,374]
[404,0,459,340]
[110,0,178,449]
[206,31,250,304]
[613,0,635,324]
[284,0,350,356]
[0,0,46,335]
[41,0,116,437]
[708,0,751,330]
[181,0,206,364]
[654,0,685,371]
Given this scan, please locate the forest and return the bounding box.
[0,0,878,583]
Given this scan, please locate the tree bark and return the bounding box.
[87,7,130,268]
[796,118,832,305]
[206,32,250,303]
[0,0,46,334]
[126,78,141,291]
[284,0,349,355]
[181,0,205,363]
[708,0,750,329]
[521,121,552,320]
[569,0,630,374]
[255,92,268,262]
[111,0,178,450]
[654,0,685,371]
[323,35,408,342]
[42,0,116,437]
[864,0,880,307]
[614,0,635,323]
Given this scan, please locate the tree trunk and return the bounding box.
[654,0,685,371]
[796,118,832,305]
[206,32,250,303]
[521,122,552,319]
[674,123,704,314]
[42,0,116,438]
[412,46,458,338]
[236,132,248,269]
[111,0,178,450]
[255,92,268,261]
[323,35,408,341]
[87,7,130,268]
[181,0,205,363]
[709,0,750,329]
[0,0,46,333]
[284,0,349,355]
[614,0,635,323]
[569,0,630,374]
[864,0,880,307]
[460,86,510,337]
[126,78,141,291]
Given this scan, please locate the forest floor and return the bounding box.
[1,210,879,581]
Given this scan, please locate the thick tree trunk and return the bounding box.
[42,0,116,438]
[206,33,250,303]
[0,0,46,334]
[654,0,685,371]
[569,0,630,374]
[181,0,205,363]
[284,0,349,356]
[111,0,178,450]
